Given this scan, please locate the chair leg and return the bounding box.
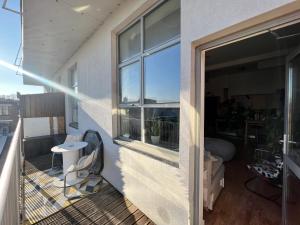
[64,174,67,198]
[64,172,82,200]
[51,153,56,170]
[244,175,281,206]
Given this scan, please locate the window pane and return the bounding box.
[144,108,179,150]
[144,0,180,50]
[119,108,141,141]
[72,102,78,123]
[120,62,140,104]
[144,44,180,103]
[119,22,141,62]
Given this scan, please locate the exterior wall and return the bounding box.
[54,1,189,225]
[52,0,295,224]
[180,0,294,222]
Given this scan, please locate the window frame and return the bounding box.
[116,0,180,151]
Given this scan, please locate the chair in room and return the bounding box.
[246,148,283,205]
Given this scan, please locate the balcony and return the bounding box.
[0,93,154,225]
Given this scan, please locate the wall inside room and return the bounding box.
[206,65,285,110]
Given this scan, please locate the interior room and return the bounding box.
[203,21,300,225]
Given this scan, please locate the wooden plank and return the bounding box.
[120,208,144,225]
[77,199,132,225]
[80,199,133,225]
[57,117,65,134]
[146,222,156,225]
[72,195,128,225]
[26,155,155,225]
[103,203,138,225]
[25,97,31,118]
[59,191,122,225]
[133,215,152,225]
[20,93,65,118]
[37,185,118,225]
[49,117,54,135]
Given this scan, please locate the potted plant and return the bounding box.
[150,119,160,145]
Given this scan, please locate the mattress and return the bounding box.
[205,137,236,161]
[204,152,225,210]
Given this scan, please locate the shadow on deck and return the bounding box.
[24,154,154,225]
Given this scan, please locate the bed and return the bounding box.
[204,151,224,210]
[205,137,236,161]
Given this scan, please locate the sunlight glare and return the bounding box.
[0,59,89,101]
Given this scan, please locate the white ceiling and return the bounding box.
[206,22,300,68]
[22,0,123,85]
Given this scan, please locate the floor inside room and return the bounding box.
[24,154,154,225]
[204,142,282,225]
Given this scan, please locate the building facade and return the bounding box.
[0,97,19,136]
[22,1,300,224]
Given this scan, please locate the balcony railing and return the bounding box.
[0,120,21,225]
[120,117,179,150]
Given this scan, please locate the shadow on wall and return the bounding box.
[77,101,189,225]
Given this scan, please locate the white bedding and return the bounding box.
[205,137,236,161]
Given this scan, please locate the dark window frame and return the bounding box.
[116,0,180,151]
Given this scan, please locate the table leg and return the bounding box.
[53,151,83,188]
[62,151,79,181]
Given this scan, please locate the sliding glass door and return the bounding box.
[283,46,300,225]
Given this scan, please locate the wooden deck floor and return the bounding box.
[25,154,154,225]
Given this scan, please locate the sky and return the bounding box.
[0,0,43,95]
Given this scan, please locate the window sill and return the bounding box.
[113,138,179,168]
[69,122,78,129]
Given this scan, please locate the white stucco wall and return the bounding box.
[55,1,189,225]
[23,117,50,138]
[53,0,295,224]
[179,0,294,220]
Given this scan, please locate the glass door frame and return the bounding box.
[283,45,300,225]
[194,13,300,225]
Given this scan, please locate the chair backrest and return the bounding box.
[82,130,104,175]
[64,134,82,143]
[82,150,96,169]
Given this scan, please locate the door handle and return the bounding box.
[279,140,297,144]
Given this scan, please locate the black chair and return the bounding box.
[82,130,104,175]
[63,130,104,199]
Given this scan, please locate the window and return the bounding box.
[0,104,10,116]
[69,65,78,129]
[119,62,140,104]
[117,0,180,151]
[144,0,180,50]
[144,44,180,103]
[119,21,141,63]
